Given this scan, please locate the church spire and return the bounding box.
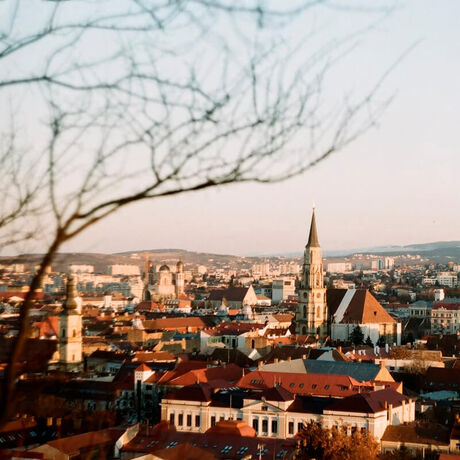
[307,207,320,248]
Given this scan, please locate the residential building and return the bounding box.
[431,302,460,334]
[271,278,296,305]
[160,383,414,441]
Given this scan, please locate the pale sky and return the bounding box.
[4,1,460,256]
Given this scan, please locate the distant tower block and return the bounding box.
[295,208,327,336]
[58,275,83,371]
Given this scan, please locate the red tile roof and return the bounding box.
[38,427,124,455]
[327,289,396,324]
[135,363,153,373]
[237,370,366,398]
[433,302,460,311]
[325,389,410,414]
[208,287,249,302]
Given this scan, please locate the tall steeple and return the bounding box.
[307,207,320,248]
[295,207,328,336]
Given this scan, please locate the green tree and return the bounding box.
[365,336,374,347]
[350,325,364,345]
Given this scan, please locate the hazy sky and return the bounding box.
[7,1,460,256]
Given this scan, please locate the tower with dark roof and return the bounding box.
[295,207,328,336]
[58,275,83,370]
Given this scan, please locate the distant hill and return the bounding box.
[0,252,144,273]
[0,249,261,272]
[1,241,459,271]
[268,241,460,263]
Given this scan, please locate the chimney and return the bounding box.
[337,346,342,353]
[258,361,263,370]
[274,358,279,363]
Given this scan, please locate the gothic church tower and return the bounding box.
[58,275,83,371]
[296,208,328,336]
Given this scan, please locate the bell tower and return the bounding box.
[58,275,83,371]
[296,207,328,336]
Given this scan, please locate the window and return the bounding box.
[211,416,216,427]
[221,446,233,454]
[220,415,225,421]
[169,413,175,425]
[252,418,259,432]
[262,419,268,433]
[324,385,329,390]
[289,383,295,388]
[288,422,294,434]
[187,414,192,426]
[312,384,317,389]
[178,414,183,426]
[195,415,200,427]
[272,420,278,434]
[297,422,303,433]
[299,383,304,388]
[236,447,249,455]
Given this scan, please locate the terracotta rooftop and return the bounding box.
[237,370,365,398]
[205,420,255,438]
[325,389,410,414]
[33,427,124,455]
[381,422,450,445]
[208,287,250,302]
[327,288,396,324]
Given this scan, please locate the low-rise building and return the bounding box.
[431,302,460,334]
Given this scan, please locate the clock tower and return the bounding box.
[296,208,328,336]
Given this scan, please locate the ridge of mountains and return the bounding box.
[0,241,459,271]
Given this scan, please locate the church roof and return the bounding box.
[208,287,249,302]
[307,208,320,248]
[327,288,396,324]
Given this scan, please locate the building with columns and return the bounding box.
[160,383,414,441]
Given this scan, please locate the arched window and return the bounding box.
[62,329,66,336]
[317,306,321,318]
[303,306,307,318]
[73,329,76,337]
[302,326,307,335]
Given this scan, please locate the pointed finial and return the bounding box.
[307,207,320,248]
